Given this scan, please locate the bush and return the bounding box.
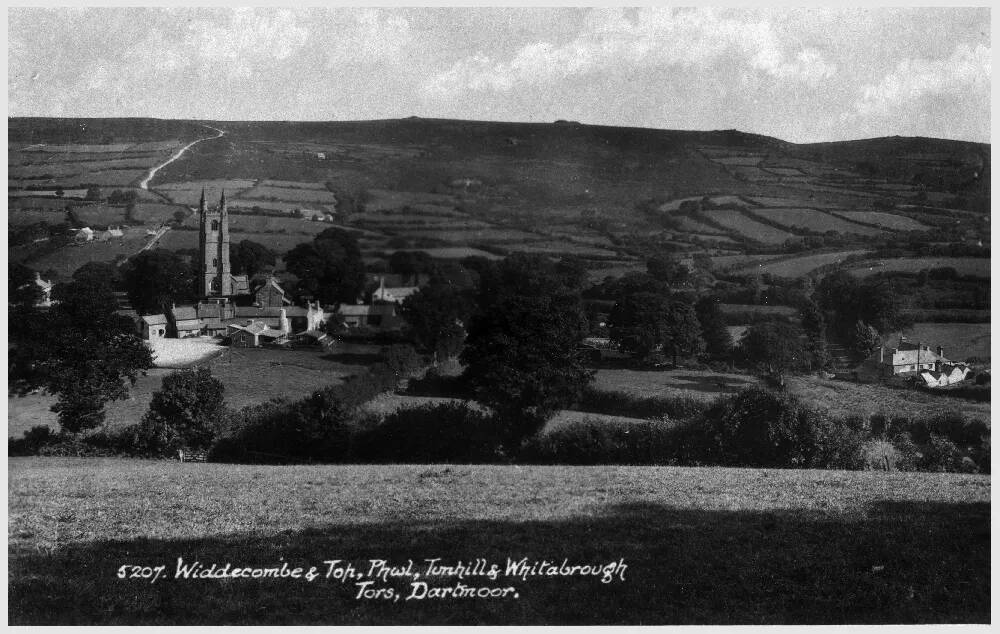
[700,386,864,469]
[859,439,902,471]
[8,426,57,456]
[353,402,503,463]
[919,434,964,472]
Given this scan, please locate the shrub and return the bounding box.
[701,386,864,469]
[890,432,921,471]
[8,426,57,456]
[919,434,964,472]
[353,402,503,463]
[859,439,902,471]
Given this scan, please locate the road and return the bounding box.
[139,125,225,190]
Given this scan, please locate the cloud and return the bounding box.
[421,7,837,97]
[190,9,311,78]
[853,43,990,117]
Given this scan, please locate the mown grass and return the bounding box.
[8,458,989,625]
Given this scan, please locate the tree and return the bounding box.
[400,280,473,362]
[646,255,689,285]
[108,189,139,205]
[799,297,829,369]
[461,254,593,449]
[608,291,671,361]
[388,250,433,285]
[172,209,187,225]
[122,250,195,315]
[55,187,64,198]
[133,367,225,455]
[231,239,276,278]
[740,322,806,386]
[661,300,705,366]
[284,228,365,304]
[9,278,153,432]
[851,320,881,360]
[9,262,42,308]
[84,184,103,201]
[695,296,733,357]
[72,261,122,290]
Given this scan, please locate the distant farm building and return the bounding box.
[855,336,970,387]
[142,314,168,340]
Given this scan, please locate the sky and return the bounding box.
[7,6,992,144]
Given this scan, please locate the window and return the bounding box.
[213,258,218,267]
[211,220,219,231]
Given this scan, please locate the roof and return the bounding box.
[142,314,167,325]
[337,304,375,316]
[295,329,329,340]
[231,274,250,295]
[175,321,201,331]
[228,321,268,335]
[170,305,199,321]
[259,328,286,339]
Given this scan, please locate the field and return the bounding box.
[830,211,930,231]
[241,184,339,204]
[592,369,756,402]
[786,375,990,421]
[154,179,257,205]
[7,345,382,439]
[735,250,870,277]
[710,253,786,270]
[847,257,989,278]
[749,208,882,236]
[701,210,795,244]
[23,226,151,277]
[903,323,991,362]
[9,458,989,624]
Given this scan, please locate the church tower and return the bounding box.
[198,190,232,296]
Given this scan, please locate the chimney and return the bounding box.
[937,346,944,358]
[280,308,289,334]
[879,346,884,364]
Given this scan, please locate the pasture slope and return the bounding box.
[8,458,989,625]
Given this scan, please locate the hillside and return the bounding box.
[8,458,990,625]
[9,117,990,281]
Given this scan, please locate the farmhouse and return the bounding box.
[856,336,969,386]
[169,305,202,338]
[252,276,291,308]
[74,227,94,243]
[334,302,404,330]
[371,276,420,304]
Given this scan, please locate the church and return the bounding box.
[197,190,250,297]
[138,190,326,343]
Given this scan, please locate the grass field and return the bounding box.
[8,458,989,624]
[710,253,786,270]
[701,210,796,244]
[847,257,989,278]
[749,208,882,235]
[24,226,150,277]
[7,344,382,439]
[735,250,870,278]
[592,369,756,402]
[785,375,990,421]
[241,184,338,204]
[830,211,930,231]
[902,323,991,362]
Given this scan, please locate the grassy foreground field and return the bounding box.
[8,458,989,625]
